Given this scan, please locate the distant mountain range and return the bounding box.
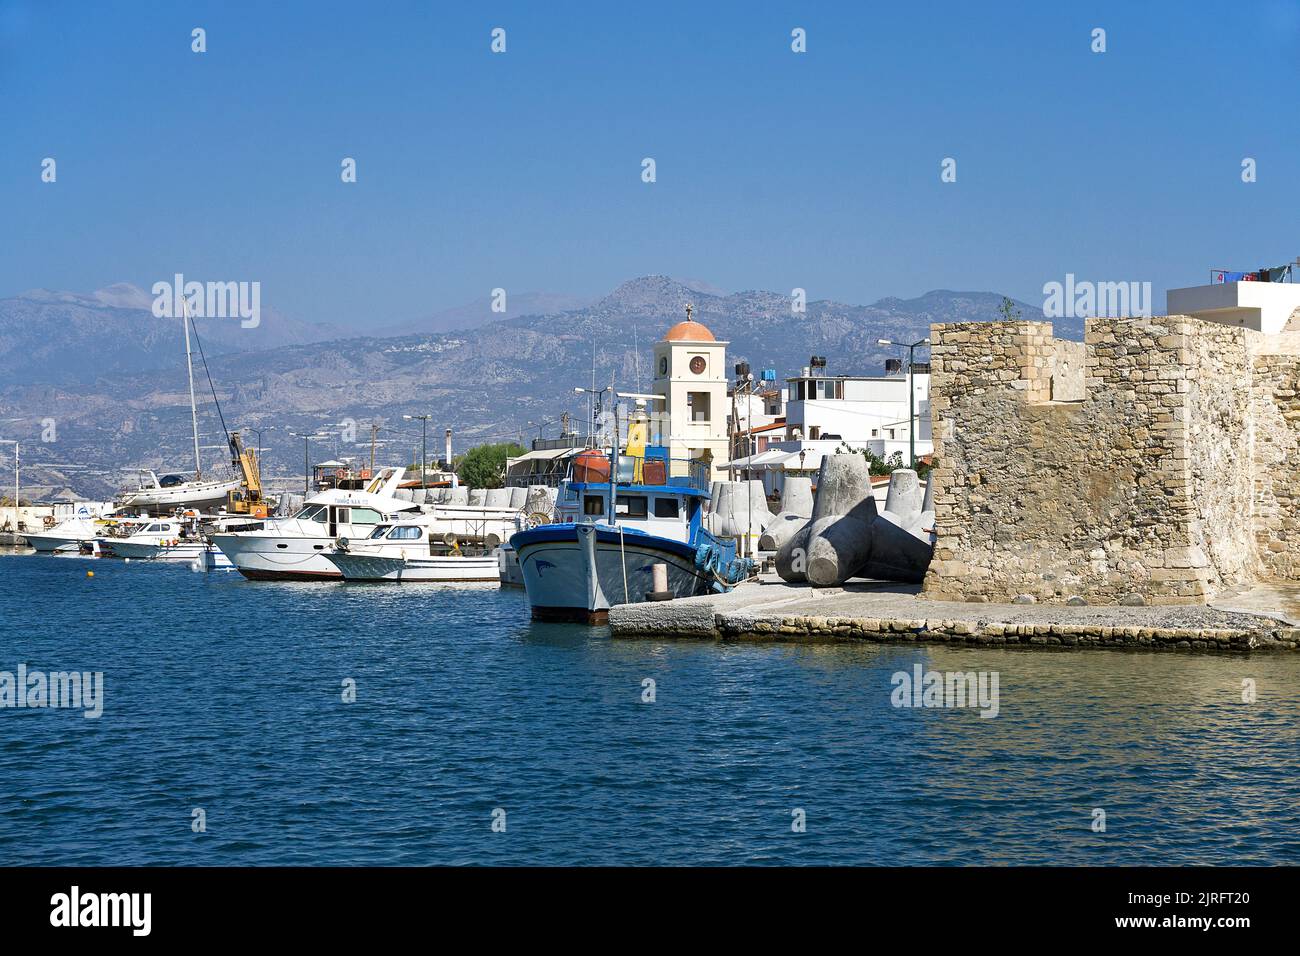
[0,277,1063,498]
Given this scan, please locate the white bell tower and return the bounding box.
[652,304,729,477]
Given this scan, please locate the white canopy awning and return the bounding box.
[731,450,797,469]
[508,447,582,464]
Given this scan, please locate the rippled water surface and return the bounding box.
[1,553,1298,865]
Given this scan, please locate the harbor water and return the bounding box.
[1,552,1298,865]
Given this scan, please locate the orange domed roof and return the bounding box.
[664,319,715,342]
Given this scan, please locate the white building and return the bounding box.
[730,359,933,495]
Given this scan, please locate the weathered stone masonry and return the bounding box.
[923,315,1300,605]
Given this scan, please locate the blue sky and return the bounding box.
[1,0,1297,329]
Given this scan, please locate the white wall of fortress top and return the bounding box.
[922,312,1300,605]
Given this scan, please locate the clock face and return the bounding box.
[689,356,706,375]
[659,356,668,375]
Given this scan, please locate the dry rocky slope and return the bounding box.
[0,277,1054,498]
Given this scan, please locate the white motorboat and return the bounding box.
[99,516,207,560]
[99,514,263,562]
[322,519,504,583]
[497,543,525,588]
[25,514,106,553]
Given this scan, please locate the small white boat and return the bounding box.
[497,543,525,588]
[323,521,500,582]
[101,514,263,562]
[196,543,236,571]
[25,513,107,553]
[99,517,207,560]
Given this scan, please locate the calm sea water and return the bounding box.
[1,551,1298,866]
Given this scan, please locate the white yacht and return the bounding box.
[117,471,242,513]
[115,297,245,515]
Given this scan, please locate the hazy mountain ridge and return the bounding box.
[0,277,1062,497]
[0,285,348,385]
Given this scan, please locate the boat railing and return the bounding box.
[569,448,711,493]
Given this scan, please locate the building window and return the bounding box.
[812,380,843,400]
[688,392,711,423]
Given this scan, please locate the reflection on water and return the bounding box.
[1,554,1297,865]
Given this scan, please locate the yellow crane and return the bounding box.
[226,431,269,518]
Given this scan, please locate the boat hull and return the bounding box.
[100,539,207,561]
[325,550,499,583]
[212,532,342,580]
[23,532,85,552]
[512,524,715,623]
[497,544,524,588]
[117,478,242,512]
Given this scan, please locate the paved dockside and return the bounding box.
[608,576,1300,652]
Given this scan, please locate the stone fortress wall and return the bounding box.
[923,313,1300,605]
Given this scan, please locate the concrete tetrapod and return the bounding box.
[853,469,935,583]
[805,498,880,588]
[774,520,812,583]
[709,481,774,539]
[776,455,875,584]
[782,460,938,588]
[758,476,814,552]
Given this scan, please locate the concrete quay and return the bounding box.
[608,575,1300,653]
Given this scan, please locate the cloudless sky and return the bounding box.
[1,0,1297,329]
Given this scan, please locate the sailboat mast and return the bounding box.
[181,296,202,479]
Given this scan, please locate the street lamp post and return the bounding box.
[289,431,330,496]
[403,415,431,489]
[244,426,267,479]
[0,440,18,535]
[878,337,931,469]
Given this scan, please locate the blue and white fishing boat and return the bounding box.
[510,402,751,622]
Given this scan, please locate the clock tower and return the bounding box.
[652,304,729,478]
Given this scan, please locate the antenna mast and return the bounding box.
[181,295,202,479]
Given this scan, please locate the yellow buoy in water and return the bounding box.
[86,570,94,578]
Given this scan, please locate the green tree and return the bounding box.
[998,296,1021,322]
[841,443,931,480]
[455,441,525,489]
